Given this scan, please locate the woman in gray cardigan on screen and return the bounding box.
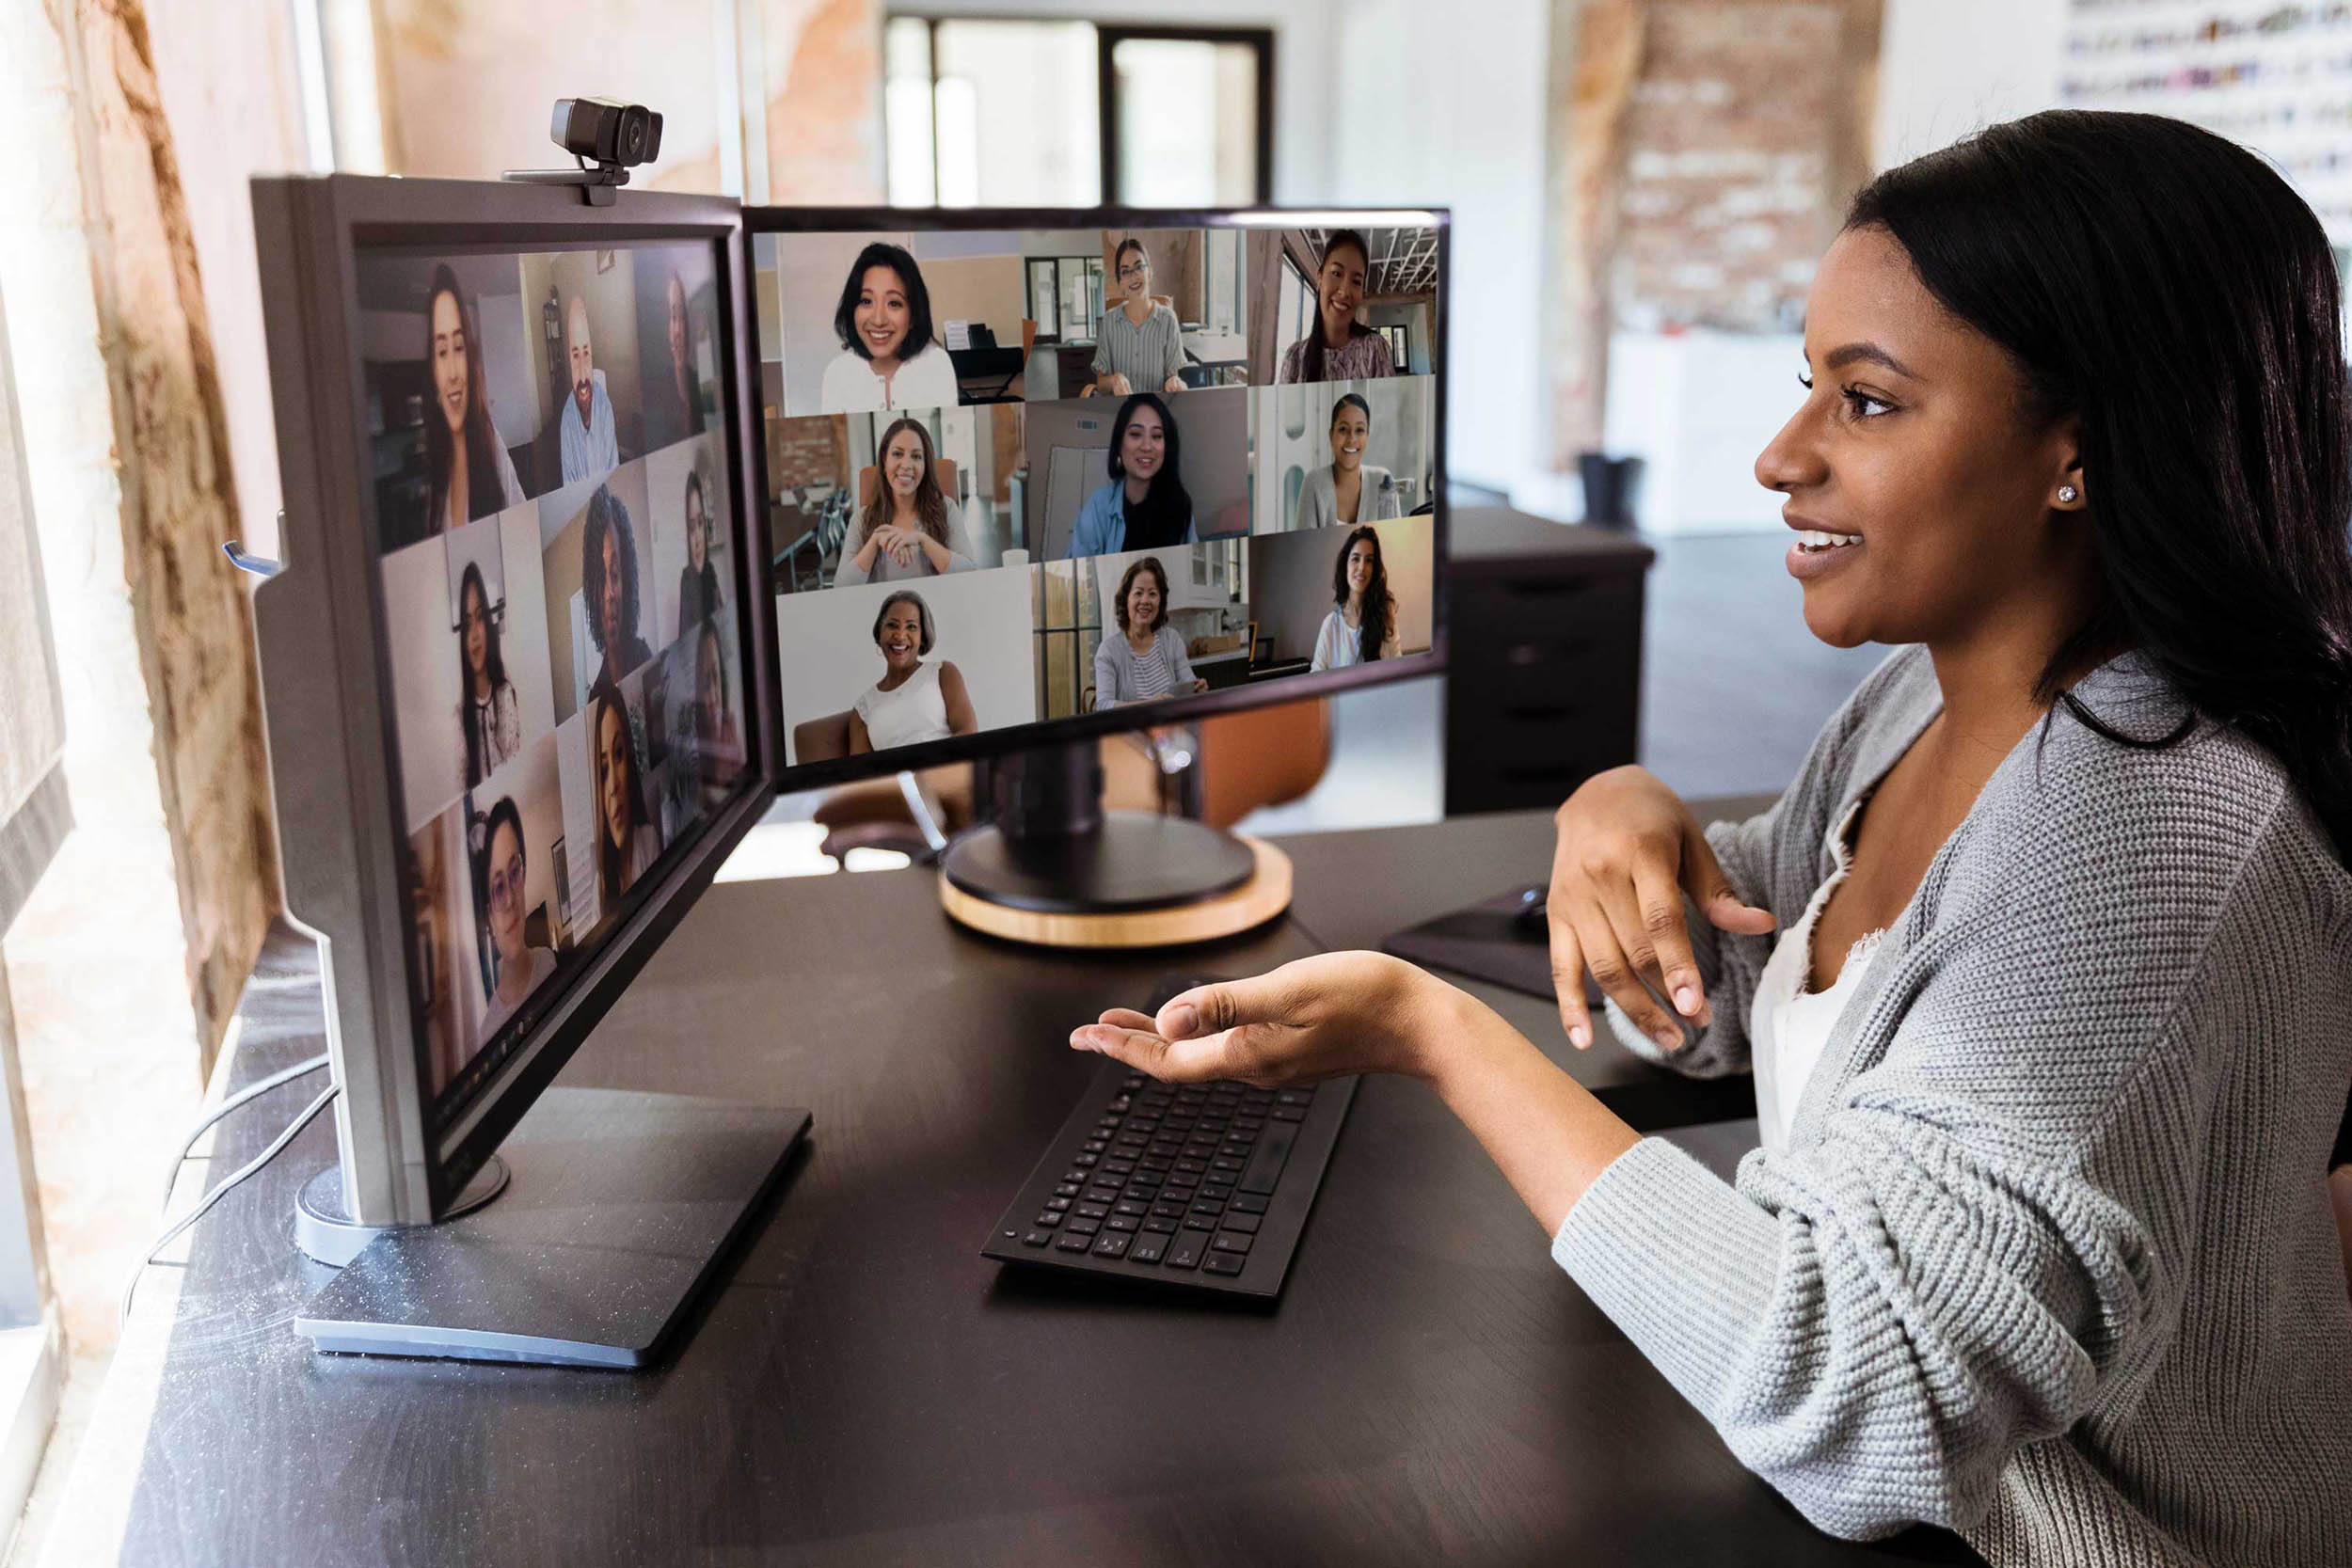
[1073,112,2352,1567]
[1294,392,1403,531]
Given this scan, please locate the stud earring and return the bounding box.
[2058,485,2079,504]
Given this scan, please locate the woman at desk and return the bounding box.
[1295,393,1402,531]
[818,243,961,414]
[453,562,521,787]
[1309,526,1399,672]
[1075,112,2352,1565]
[834,418,977,585]
[1092,557,1205,708]
[423,264,525,534]
[1065,394,1196,558]
[1277,230,1395,384]
[1086,238,1186,399]
[590,685,660,913]
[676,469,722,631]
[472,796,555,1040]
[848,590,978,754]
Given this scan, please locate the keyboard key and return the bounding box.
[1044,1196,1072,1212]
[1202,1251,1245,1276]
[1221,1212,1261,1234]
[1083,1140,1107,1154]
[1141,1218,1179,1233]
[1150,1203,1185,1219]
[1072,1153,1098,1168]
[1271,1106,1306,1124]
[1023,1230,1053,1247]
[1277,1088,1312,1105]
[1105,1215,1139,1233]
[1055,1232,1092,1253]
[1102,1160,1136,1177]
[1189,1201,1226,1219]
[1067,1218,1101,1237]
[1200,1183,1233,1203]
[1130,1236,1166,1264]
[1055,1182,1082,1198]
[1231,1193,1268,1214]
[1165,1235,1205,1269]
[1061,1169,1089,1186]
[1076,1203,1109,1220]
[1092,1232,1131,1259]
[1211,1230,1252,1254]
[1114,1200,1149,1216]
[1236,1122,1296,1196]
[1033,1212,1062,1228]
[1181,1216,1215,1232]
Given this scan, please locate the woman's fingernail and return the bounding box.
[1673,985,1698,1016]
[1653,1026,1681,1052]
[1569,1023,1591,1050]
[1164,1004,1200,1038]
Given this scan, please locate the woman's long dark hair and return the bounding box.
[590,687,647,907]
[1850,111,2352,858]
[859,417,951,547]
[1107,393,1192,546]
[1333,525,1394,664]
[1300,230,1372,385]
[422,266,507,528]
[457,562,507,785]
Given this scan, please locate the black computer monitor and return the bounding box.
[247,178,1444,1361]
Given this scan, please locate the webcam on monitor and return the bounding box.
[503,96,664,206]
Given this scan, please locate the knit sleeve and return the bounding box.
[1553,850,2219,1540]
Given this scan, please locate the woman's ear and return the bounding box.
[2050,416,2087,512]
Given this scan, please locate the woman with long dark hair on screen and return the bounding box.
[582,484,654,696]
[819,243,960,414]
[692,621,742,806]
[675,469,723,631]
[847,590,978,754]
[834,417,977,585]
[1309,526,1398,672]
[1087,237,1186,399]
[590,685,660,914]
[454,562,520,786]
[472,796,555,1040]
[423,264,525,535]
[1277,230,1395,385]
[1295,392,1402,531]
[1092,556,1207,709]
[1074,113,2352,1564]
[1065,393,1196,557]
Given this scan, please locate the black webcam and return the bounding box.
[502,97,664,207]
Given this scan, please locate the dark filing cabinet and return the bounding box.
[1443,508,1655,816]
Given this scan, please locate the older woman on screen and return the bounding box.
[819,243,961,414]
[848,590,978,754]
[1065,394,1196,558]
[1277,230,1396,385]
[1092,556,1206,708]
[1309,526,1400,672]
[472,797,556,1040]
[423,264,525,534]
[1087,238,1186,399]
[834,418,978,585]
[1295,393,1402,531]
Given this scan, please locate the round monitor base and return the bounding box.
[940,832,1292,949]
[294,1156,512,1269]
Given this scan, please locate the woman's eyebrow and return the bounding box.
[1823,341,1917,378]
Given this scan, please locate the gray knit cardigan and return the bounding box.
[1551,644,2352,1565]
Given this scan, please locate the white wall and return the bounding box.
[1873,0,2064,168]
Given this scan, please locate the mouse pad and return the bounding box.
[1382,889,1601,1006]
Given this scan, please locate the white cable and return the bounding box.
[119,1082,339,1328]
[159,1053,331,1213]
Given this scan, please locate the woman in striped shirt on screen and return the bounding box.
[1091,556,1205,709]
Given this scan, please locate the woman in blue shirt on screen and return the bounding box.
[1065,392,1196,558]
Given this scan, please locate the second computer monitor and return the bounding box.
[750,213,1446,780]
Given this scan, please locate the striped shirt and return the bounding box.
[1092,302,1185,390]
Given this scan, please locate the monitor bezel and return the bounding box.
[741,203,1452,795]
[252,174,781,1223]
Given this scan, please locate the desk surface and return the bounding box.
[63,812,1977,1567]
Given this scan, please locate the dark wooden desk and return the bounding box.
[72,816,1977,1566]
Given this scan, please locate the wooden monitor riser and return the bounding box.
[937,836,1293,948]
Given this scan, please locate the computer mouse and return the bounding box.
[1509,885,1548,934]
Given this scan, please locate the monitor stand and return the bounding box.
[937,739,1292,948]
[292,1086,810,1367]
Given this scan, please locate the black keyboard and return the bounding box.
[981,1058,1356,1298]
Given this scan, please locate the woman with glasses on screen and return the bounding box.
[1086,238,1186,400]
[454,562,521,787]
[1065,394,1196,558]
[819,243,961,415]
[1309,526,1399,672]
[834,418,978,585]
[848,590,977,754]
[422,265,525,536]
[473,797,555,1039]
[1075,114,2352,1565]
[1092,556,1207,710]
[1295,393,1402,531]
[590,685,660,915]
[1278,230,1396,385]
[675,468,723,632]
